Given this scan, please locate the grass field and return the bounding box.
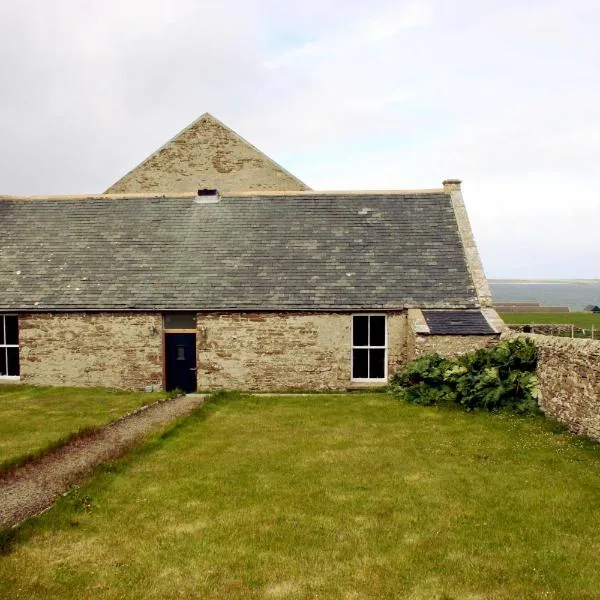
[500,311,600,328]
[2,393,600,599]
[0,385,166,471]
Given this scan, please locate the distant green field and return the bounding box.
[500,312,600,328]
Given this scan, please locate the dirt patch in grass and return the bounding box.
[0,394,205,528]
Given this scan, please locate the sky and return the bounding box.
[0,0,598,279]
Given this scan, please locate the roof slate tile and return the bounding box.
[0,192,478,311]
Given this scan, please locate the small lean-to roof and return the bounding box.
[105,113,310,194]
[0,190,479,311]
[422,310,496,335]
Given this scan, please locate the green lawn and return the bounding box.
[500,311,600,328]
[2,393,600,599]
[0,385,166,470]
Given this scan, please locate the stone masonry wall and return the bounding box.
[106,114,309,194]
[407,331,498,361]
[387,313,408,378]
[19,313,163,390]
[444,180,493,308]
[503,332,600,439]
[196,312,407,391]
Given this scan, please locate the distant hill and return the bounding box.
[491,279,600,284]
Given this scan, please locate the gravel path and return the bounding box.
[0,393,206,529]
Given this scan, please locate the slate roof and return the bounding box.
[422,310,496,335]
[0,192,479,311]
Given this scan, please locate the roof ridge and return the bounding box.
[1,188,448,201]
[226,188,446,197]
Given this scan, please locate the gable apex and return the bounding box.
[105,113,310,194]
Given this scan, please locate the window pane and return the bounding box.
[0,349,6,376]
[0,317,4,345]
[5,316,18,345]
[353,316,369,346]
[164,313,196,330]
[7,347,19,376]
[369,349,385,379]
[353,349,369,378]
[176,346,186,361]
[369,316,385,346]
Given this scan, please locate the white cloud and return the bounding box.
[264,1,433,69]
[0,0,598,277]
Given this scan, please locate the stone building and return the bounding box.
[105,113,310,195]
[0,114,502,391]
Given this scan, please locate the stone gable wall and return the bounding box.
[444,180,493,308]
[196,312,407,391]
[19,313,163,390]
[503,332,600,439]
[106,115,309,194]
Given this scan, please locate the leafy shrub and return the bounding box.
[392,354,455,405]
[0,528,18,555]
[390,337,539,414]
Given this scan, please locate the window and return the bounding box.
[0,315,19,378]
[163,313,196,330]
[352,315,386,381]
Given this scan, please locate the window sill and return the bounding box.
[0,376,21,383]
[347,380,387,390]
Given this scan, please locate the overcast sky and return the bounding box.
[0,0,598,279]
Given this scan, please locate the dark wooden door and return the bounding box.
[165,333,197,392]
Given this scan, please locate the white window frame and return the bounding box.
[0,314,20,381]
[351,314,387,382]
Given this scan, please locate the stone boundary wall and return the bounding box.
[507,324,574,335]
[507,324,597,340]
[503,331,600,439]
[19,313,163,390]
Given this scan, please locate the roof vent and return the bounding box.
[195,188,221,204]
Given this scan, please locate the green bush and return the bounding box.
[390,337,539,414]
